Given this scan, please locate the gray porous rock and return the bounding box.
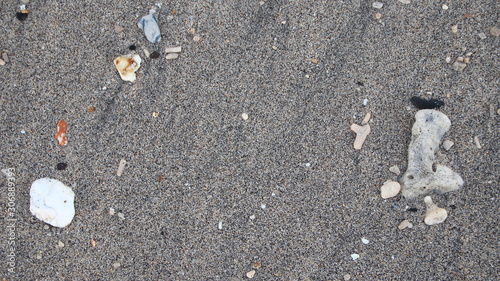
[402,110,464,198]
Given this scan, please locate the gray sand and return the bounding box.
[1,0,498,280]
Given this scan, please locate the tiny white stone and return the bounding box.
[442,140,454,151]
[165,46,182,53]
[193,35,201,42]
[242,113,249,120]
[113,262,121,269]
[351,253,360,260]
[445,57,451,63]
[361,238,370,244]
[305,74,310,78]
[380,181,401,199]
[398,0,410,4]
[57,241,65,248]
[109,208,115,216]
[218,221,223,229]
[281,20,287,24]
[442,4,448,10]
[474,136,482,149]
[261,204,266,209]
[143,48,150,58]
[249,215,256,220]
[166,15,174,21]
[36,254,42,260]
[271,193,276,196]
[478,32,487,40]
[363,99,368,106]
[20,130,26,134]
[305,163,311,167]
[116,159,127,176]
[165,53,179,60]
[20,5,26,10]
[259,1,265,5]
[389,165,401,175]
[451,25,458,33]
[118,212,125,220]
[246,270,256,278]
[372,2,383,9]
[398,219,410,230]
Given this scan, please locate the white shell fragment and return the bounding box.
[401,110,464,199]
[116,158,127,176]
[389,165,401,175]
[424,196,448,225]
[138,10,161,43]
[165,53,179,60]
[380,180,401,198]
[361,238,370,244]
[351,254,360,260]
[30,178,75,228]
[165,46,182,53]
[350,123,371,150]
[442,140,454,151]
[114,54,141,82]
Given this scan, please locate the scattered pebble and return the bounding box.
[112,262,121,269]
[56,163,68,170]
[150,51,160,59]
[117,212,125,220]
[271,45,278,50]
[398,219,411,230]
[478,32,487,40]
[143,48,150,58]
[311,58,319,64]
[452,60,467,71]
[43,225,50,230]
[372,2,383,9]
[0,59,5,66]
[389,165,400,175]
[55,120,68,146]
[87,106,95,112]
[249,215,256,220]
[128,45,136,51]
[361,238,370,244]
[152,112,159,117]
[442,140,454,151]
[242,113,249,120]
[463,57,470,64]
[474,136,482,149]
[361,112,371,125]
[259,1,265,5]
[109,208,115,216]
[363,98,368,106]
[36,254,42,260]
[193,35,201,42]
[350,254,360,260]
[2,51,9,63]
[165,46,182,53]
[57,241,65,248]
[246,270,256,278]
[424,196,448,225]
[218,221,223,230]
[410,96,444,109]
[22,0,30,3]
[165,53,179,60]
[91,239,97,247]
[375,13,382,20]
[489,26,500,37]
[260,204,266,209]
[445,56,451,63]
[116,159,127,176]
[442,4,448,10]
[252,262,262,269]
[451,25,458,33]
[16,10,29,21]
[114,25,124,32]
[380,180,401,199]
[20,130,26,134]
[305,163,311,167]
[344,274,351,281]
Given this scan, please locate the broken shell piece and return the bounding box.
[361,112,371,125]
[165,46,182,53]
[138,11,161,43]
[389,165,401,175]
[401,110,464,199]
[424,196,448,225]
[398,219,411,230]
[380,180,401,199]
[350,123,371,150]
[55,120,68,146]
[165,53,179,60]
[30,178,75,228]
[114,54,141,82]
[116,159,127,176]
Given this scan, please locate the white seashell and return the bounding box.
[114,54,141,82]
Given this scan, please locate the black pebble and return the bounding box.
[129,44,136,51]
[356,81,364,86]
[410,96,445,109]
[150,51,160,59]
[407,207,418,212]
[57,163,68,170]
[16,12,29,21]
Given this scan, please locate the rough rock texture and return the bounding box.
[402,110,464,198]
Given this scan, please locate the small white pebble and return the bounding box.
[259,1,265,5]
[166,15,174,21]
[260,204,266,209]
[218,221,223,230]
[351,253,360,260]
[165,53,179,60]
[442,4,448,10]
[20,5,26,10]
[271,193,276,196]
[109,208,115,216]
[344,274,351,281]
[375,13,382,20]
[361,238,370,244]
[246,270,256,278]
[305,74,310,78]
[363,99,368,106]
[478,32,487,40]
[43,225,50,230]
[20,130,26,134]
[116,159,127,176]
[249,215,256,220]
[118,212,125,220]
[474,136,482,149]
[271,45,278,50]
[451,25,458,33]
[165,46,182,53]
[389,165,401,175]
[442,140,454,151]
[113,262,121,269]
[193,35,201,42]
[57,241,65,248]
[372,2,383,9]
[445,56,451,63]
[36,254,42,260]
[305,163,311,167]
[281,20,286,24]
[241,113,249,120]
[143,48,150,58]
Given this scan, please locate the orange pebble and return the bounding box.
[55,120,68,146]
